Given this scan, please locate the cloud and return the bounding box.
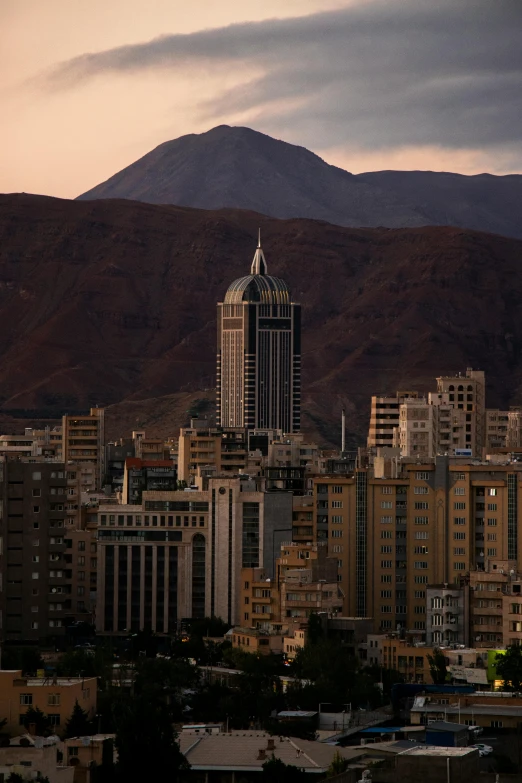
[48,0,522,155]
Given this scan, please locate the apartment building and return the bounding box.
[0,460,69,643]
[0,670,96,737]
[485,410,509,451]
[177,422,249,483]
[367,392,418,449]
[122,458,177,504]
[62,408,105,491]
[425,584,470,647]
[313,458,522,636]
[240,543,340,630]
[96,476,293,632]
[436,368,485,456]
[291,494,314,543]
[381,637,434,683]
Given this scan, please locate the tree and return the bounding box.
[65,700,91,738]
[307,612,324,645]
[428,649,448,685]
[495,645,522,691]
[327,750,350,777]
[261,756,307,782]
[22,707,50,736]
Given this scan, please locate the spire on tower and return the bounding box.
[251,229,267,275]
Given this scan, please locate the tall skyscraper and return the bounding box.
[216,235,301,432]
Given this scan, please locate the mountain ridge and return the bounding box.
[1,192,522,445]
[76,125,522,240]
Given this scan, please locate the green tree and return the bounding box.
[495,645,522,691]
[327,750,350,777]
[112,688,188,781]
[261,756,307,782]
[428,649,448,685]
[22,707,50,735]
[307,612,324,645]
[64,700,91,738]
[7,773,25,783]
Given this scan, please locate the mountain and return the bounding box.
[1,193,522,446]
[77,125,522,240]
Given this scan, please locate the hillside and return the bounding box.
[1,193,522,445]
[77,125,522,240]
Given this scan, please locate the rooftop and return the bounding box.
[402,747,478,757]
[178,731,365,772]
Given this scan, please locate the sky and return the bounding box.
[1,0,520,199]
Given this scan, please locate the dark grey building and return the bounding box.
[216,237,301,433]
[0,459,68,644]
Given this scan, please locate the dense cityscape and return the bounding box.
[0,238,521,782]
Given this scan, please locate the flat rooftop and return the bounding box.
[402,747,477,757]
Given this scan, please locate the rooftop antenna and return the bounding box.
[341,408,346,454]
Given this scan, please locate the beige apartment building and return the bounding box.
[367,391,418,449]
[436,368,485,456]
[62,408,105,491]
[313,457,522,636]
[0,670,97,737]
[177,422,249,483]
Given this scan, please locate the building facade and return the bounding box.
[216,237,301,432]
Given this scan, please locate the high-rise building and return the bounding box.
[216,236,301,433]
[62,407,105,491]
[313,457,522,636]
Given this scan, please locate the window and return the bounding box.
[491,721,503,728]
[456,473,466,480]
[78,540,86,551]
[77,556,85,566]
[414,561,428,569]
[380,590,392,598]
[454,547,466,555]
[414,590,425,599]
[32,471,41,480]
[32,572,39,580]
[381,575,392,583]
[332,545,343,553]
[488,503,497,511]
[380,606,393,613]
[487,548,497,556]
[48,714,61,726]
[381,560,393,568]
[487,533,497,541]
[413,621,426,630]
[414,502,429,509]
[414,487,429,495]
[381,530,393,539]
[331,500,343,509]
[414,546,428,554]
[32,488,41,497]
[244,582,249,589]
[331,515,343,524]
[454,487,465,495]
[414,606,425,614]
[331,485,343,494]
[414,576,428,584]
[416,472,429,480]
[487,518,497,526]
[454,562,466,570]
[49,620,62,628]
[31,606,38,613]
[77,586,85,596]
[31,622,38,630]
[78,571,85,581]
[381,501,392,509]
[488,488,498,496]
[454,532,466,540]
[20,694,32,705]
[380,546,392,553]
[414,516,428,525]
[415,532,429,540]
[380,516,393,524]
[454,517,466,525]
[454,502,466,510]
[48,694,60,706]
[331,530,343,538]
[381,486,393,494]
[68,747,79,757]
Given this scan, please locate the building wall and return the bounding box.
[0,670,96,737]
[0,460,69,643]
[62,408,105,491]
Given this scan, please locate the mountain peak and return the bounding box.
[77,126,522,239]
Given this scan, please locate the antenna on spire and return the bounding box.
[251,231,267,275]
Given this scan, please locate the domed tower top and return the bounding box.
[224,231,290,305]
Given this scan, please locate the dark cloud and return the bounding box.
[48,0,522,153]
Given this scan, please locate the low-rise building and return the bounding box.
[426,584,469,647]
[410,691,522,730]
[0,670,97,738]
[0,734,74,783]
